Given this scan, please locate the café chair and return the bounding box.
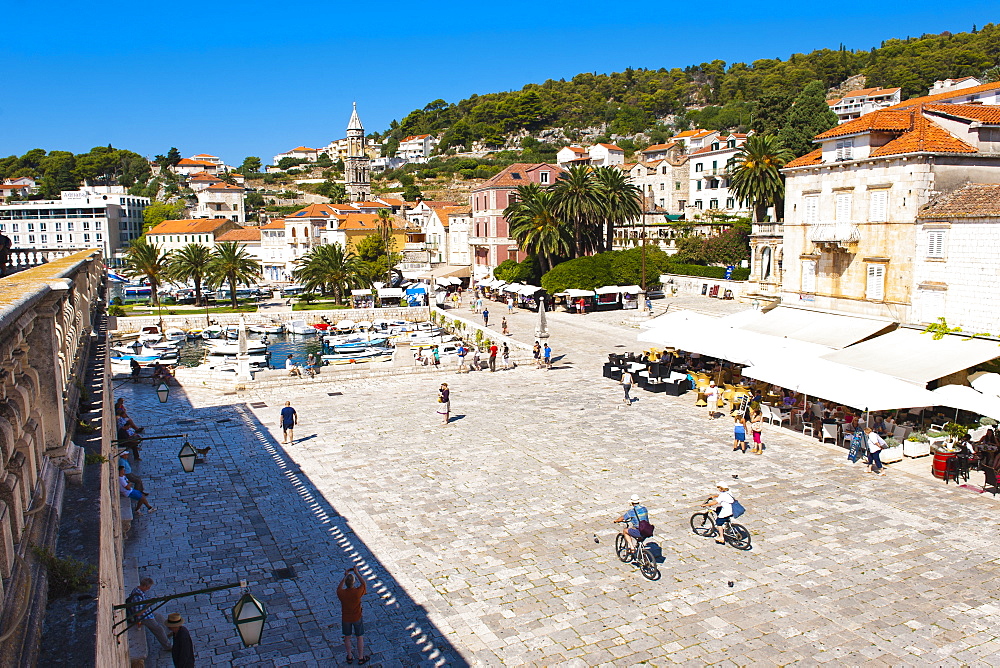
[820,423,838,444]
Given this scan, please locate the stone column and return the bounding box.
[26,294,68,458]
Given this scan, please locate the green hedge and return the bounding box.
[662,263,750,281]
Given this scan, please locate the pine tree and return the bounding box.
[777,81,839,157]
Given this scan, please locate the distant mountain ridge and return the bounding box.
[376,25,1000,152]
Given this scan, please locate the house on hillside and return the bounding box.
[171,158,222,176]
[194,182,245,223]
[588,143,625,167]
[272,147,319,165]
[828,87,902,123]
[396,135,438,162]
[556,146,590,168]
[215,227,263,263]
[687,133,749,219]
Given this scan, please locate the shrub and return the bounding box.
[108,305,126,317]
[32,546,97,601]
[84,452,108,465]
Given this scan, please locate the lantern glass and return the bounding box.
[232,592,267,647]
[177,442,197,473]
[156,383,170,403]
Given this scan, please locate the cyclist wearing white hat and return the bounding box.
[614,494,649,551]
[702,482,735,545]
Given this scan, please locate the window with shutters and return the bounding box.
[869,191,888,222]
[835,193,852,222]
[927,230,946,258]
[835,138,854,161]
[866,264,886,300]
[803,196,819,223]
[801,260,816,292]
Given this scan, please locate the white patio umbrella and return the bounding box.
[931,384,1000,422]
[969,372,1000,398]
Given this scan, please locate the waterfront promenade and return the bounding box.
[121,299,1000,666]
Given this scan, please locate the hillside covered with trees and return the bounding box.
[376,25,1000,152]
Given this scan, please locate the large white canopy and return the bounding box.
[931,384,1000,421]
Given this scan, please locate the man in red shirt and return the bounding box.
[488,343,498,372]
[337,566,368,664]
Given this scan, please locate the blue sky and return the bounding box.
[1,1,995,164]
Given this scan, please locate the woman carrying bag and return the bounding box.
[437,383,451,426]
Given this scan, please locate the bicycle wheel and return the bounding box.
[690,512,716,537]
[615,533,631,562]
[638,548,661,581]
[726,523,752,550]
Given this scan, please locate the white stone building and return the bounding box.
[259,218,292,282]
[396,134,438,162]
[556,146,590,168]
[687,133,749,218]
[145,218,242,253]
[272,146,319,165]
[0,186,148,260]
[588,143,625,167]
[215,227,264,264]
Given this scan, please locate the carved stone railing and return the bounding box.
[0,249,104,664]
[3,248,79,276]
[809,223,861,248]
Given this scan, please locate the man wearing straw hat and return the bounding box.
[165,612,195,667]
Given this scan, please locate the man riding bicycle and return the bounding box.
[701,482,735,545]
[614,494,649,551]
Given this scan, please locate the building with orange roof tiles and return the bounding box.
[193,180,246,223]
[396,134,439,163]
[761,102,1000,329]
[828,87,902,123]
[146,218,243,252]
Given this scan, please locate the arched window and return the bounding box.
[761,247,772,281]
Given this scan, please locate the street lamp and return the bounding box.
[232,586,268,647]
[177,441,197,473]
[156,382,170,403]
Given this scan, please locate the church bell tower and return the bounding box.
[345,102,371,201]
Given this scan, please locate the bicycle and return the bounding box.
[690,505,752,550]
[613,523,661,581]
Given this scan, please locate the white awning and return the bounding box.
[562,289,596,298]
[350,289,372,296]
[377,287,404,298]
[970,372,1000,397]
[618,285,642,294]
[739,306,896,349]
[504,283,524,292]
[519,285,543,295]
[931,384,1000,421]
[742,357,938,412]
[637,310,718,349]
[595,285,622,295]
[822,329,1000,384]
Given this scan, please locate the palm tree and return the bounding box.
[727,134,795,222]
[593,166,643,252]
[503,184,571,273]
[167,243,213,306]
[292,243,362,304]
[551,165,601,257]
[122,238,171,306]
[207,241,262,308]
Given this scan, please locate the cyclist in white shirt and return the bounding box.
[702,482,735,545]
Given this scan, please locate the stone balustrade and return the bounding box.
[0,249,105,663]
[112,306,430,333]
[2,248,79,276]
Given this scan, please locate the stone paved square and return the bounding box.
[121,307,1000,666]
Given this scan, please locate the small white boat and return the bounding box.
[202,325,224,339]
[164,327,187,342]
[285,320,317,335]
[204,339,268,355]
[334,319,357,332]
[137,325,162,345]
[248,323,283,334]
[187,328,205,339]
[322,349,393,364]
[222,325,240,340]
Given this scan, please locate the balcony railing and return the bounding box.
[752,223,782,236]
[809,223,861,249]
[2,248,79,276]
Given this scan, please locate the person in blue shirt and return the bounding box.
[615,494,649,551]
[280,401,297,444]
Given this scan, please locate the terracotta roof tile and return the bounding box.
[918,183,1000,218]
[376,197,404,207]
[887,81,1000,110]
[147,219,238,235]
[784,148,823,168]
[815,110,915,139]
[290,203,341,218]
[189,171,222,182]
[260,218,285,229]
[925,103,1000,124]
[595,143,623,151]
[341,213,409,230]
[216,228,261,242]
[176,158,217,166]
[641,142,677,153]
[869,113,976,157]
[289,146,317,152]
[475,163,563,190]
[206,182,244,191]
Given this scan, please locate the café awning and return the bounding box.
[637,310,719,350]
[377,287,404,298]
[350,289,372,296]
[742,357,938,412]
[562,289,596,298]
[519,285,543,295]
[738,306,895,349]
[595,285,623,295]
[822,328,1000,384]
[931,384,1000,421]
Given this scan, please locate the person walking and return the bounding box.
[749,410,765,454]
[532,341,541,368]
[488,342,498,372]
[501,317,509,336]
[733,414,748,453]
[501,343,511,370]
[128,578,172,652]
[432,346,440,369]
[280,401,297,444]
[865,427,887,475]
[437,383,451,425]
[620,369,634,405]
[165,613,195,668]
[456,343,467,372]
[507,296,514,314]
[338,566,369,664]
[471,347,481,371]
[706,381,721,420]
[482,308,490,328]
[543,343,552,369]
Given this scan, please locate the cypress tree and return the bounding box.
[777,81,839,157]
